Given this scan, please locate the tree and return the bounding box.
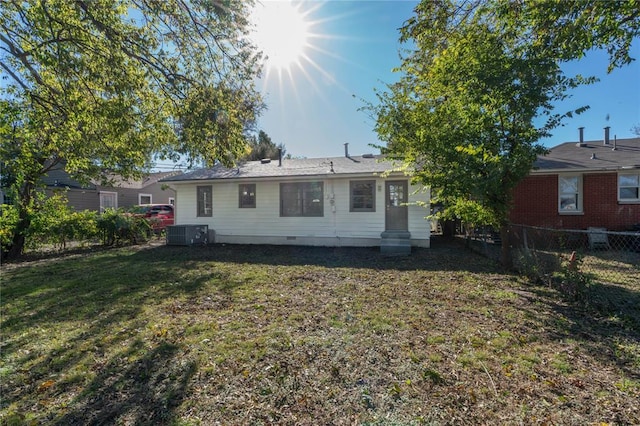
[373,0,623,267]
[243,130,285,161]
[495,1,640,72]
[0,0,263,258]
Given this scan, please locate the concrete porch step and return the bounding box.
[380,231,411,255]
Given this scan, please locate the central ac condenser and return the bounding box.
[166,225,209,246]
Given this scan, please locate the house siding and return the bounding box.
[170,177,430,247]
[45,185,175,212]
[98,185,175,209]
[510,172,640,230]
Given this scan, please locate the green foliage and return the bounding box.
[555,251,593,302]
[0,0,263,257]
[439,199,497,229]
[26,193,74,249]
[373,0,637,264]
[19,192,99,250]
[495,0,640,72]
[96,209,151,246]
[243,130,286,161]
[0,204,19,256]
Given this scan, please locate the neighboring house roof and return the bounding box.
[533,137,640,173]
[105,171,182,189]
[42,167,182,189]
[42,166,97,190]
[161,155,402,182]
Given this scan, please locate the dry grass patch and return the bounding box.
[1,240,638,425]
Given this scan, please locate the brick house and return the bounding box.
[510,128,640,231]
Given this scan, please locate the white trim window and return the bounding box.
[619,173,640,201]
[558,175,582,213]
[99,191,118,213]
[138,193,152,205]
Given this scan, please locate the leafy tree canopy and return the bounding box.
[373,0,638,266]
[0,0,264,257]
[495,0,640,72]
[243,130,286,161]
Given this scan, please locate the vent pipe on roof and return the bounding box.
[613,135,617,151]
[591,153,597,160]
[278,148,282,167]
[576,127,586,147]
[344,142,349,158]
[604,126,610,145]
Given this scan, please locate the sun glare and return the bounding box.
[250,1,310,72]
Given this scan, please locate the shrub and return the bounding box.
[96,208,151,246]
[0,204,19,258]
[26,193,82,250]
[51,210,100,249]
[554,251,593,302]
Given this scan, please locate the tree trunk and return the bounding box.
[500,224,512,270]
[6,182,34,260]
[7,231,26,259]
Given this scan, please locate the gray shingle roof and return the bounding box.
[534,137,640,172]
[161,155,401,182]
[42,167,183,189]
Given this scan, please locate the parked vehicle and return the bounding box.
[131,204,174,231]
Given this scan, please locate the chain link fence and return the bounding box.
[462,224,640,292]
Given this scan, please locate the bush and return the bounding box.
[0,204,19,258]
[3,192,153,257]
[52,210,100,249]
[27,193,85,250]
[96,208,152,246]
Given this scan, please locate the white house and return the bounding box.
[161,150,430,252]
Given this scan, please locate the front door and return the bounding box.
[385,181,408,231]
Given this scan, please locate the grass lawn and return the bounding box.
[1,239,638,425]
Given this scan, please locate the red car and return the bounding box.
[133,204,175,231]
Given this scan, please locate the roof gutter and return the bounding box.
[530,165,640,174]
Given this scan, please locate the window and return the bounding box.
[350,180,376,212]
[558,175,582,212]
[239,184,256,208]
[197,186,212,217]
[99,191,117,213]
[139,193,152,205]
[280,182,323,217]
[619,173,640,201]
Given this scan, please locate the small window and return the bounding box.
[558,175,582,212]
[139,193,152,205]
[350,180,376,212]
[99,191,118,213]
[280,182,323,217]
[239,184,256,208]
[619,173,640,201]
[197,185,212,217]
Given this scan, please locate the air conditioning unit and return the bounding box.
[166,224,209,246]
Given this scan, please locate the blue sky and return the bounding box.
[255,0,640,160]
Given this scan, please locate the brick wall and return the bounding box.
[510,173,640,231]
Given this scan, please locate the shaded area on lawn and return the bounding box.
[54,340,195,425]
[2,239,639,424]
[146,236,502,273]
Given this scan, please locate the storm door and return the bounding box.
[385,181,408,231]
